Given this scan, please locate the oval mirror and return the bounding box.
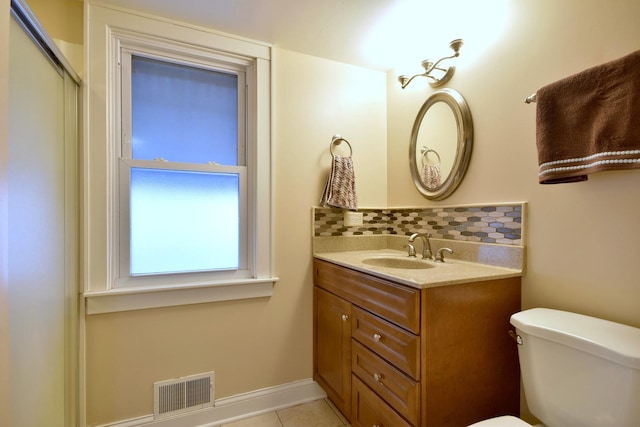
[409,88,473,200]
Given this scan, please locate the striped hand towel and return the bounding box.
[320,155,358,210]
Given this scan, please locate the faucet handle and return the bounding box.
[405,243,416,258]
[435,247,453,262]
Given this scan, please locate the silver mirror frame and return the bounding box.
[409,88,473,200]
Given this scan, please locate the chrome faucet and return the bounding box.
[408,232,433,260]
[435,247,453,262]
[405,243,417,258]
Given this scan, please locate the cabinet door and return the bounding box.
[314,287,352,419]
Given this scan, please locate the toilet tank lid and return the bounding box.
[511,308,640,369]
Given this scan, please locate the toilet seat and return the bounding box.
[467,415,532,427]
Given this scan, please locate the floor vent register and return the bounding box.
[153,372,214,419]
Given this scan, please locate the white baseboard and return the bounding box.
[96,379,327,427]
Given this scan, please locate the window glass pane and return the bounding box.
[130,168,239,275]
[131,56,238,165]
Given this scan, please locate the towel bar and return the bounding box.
[330,134,353,157]
[421,146,441,166]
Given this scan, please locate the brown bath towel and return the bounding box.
[535,49,640,184]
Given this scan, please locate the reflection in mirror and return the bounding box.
[420,147,442,189]
[416,101,457,189]
[409,89,473,200]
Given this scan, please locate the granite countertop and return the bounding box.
[314,249,523,289]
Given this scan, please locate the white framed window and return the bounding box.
[84,5,275,313]
[117,47,251,287]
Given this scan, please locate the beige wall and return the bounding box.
[387,4,640,420]
[84,48,387,425]
[26,0,82,44]
[388,0,640,330]
[26,0,83,75]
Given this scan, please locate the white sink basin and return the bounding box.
[361,256,436,270]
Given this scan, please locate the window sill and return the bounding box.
[84,277,278,314]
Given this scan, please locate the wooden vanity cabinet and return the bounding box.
[313,258,521,427]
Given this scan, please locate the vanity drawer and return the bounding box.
[314,259,420,333]
[352,340,419,425]
[352,307,420,380]
[351,375,413,427]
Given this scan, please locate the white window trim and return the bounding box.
[83,4,276,314]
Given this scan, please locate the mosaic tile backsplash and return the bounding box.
[314,204,524,245]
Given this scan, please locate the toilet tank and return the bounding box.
[511,308,640,427]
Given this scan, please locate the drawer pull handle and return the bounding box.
[373,373,383,384]
[341,314,349,322]
[373,333,382,342]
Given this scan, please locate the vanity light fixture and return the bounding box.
[398,39,464,89]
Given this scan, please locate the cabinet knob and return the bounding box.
[373,333,382,342]
[373,424,382,427]
[341,314,349,322]
[373,373,383,383]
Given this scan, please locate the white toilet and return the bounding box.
[469,308,640,427]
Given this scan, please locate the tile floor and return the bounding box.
[222,398,350,427]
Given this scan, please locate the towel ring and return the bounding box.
[330,134,353,157]
[421,146,441,166]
